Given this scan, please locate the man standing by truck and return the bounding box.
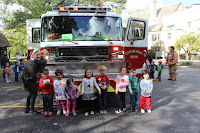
[166,46,178,81]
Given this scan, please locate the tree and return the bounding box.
[174,33,200,60]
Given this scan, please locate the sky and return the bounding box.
[123,0,200,14]
[0,0,200,30]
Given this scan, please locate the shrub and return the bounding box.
[179,61,192,65]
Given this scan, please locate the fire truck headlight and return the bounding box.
[143,50,147,57]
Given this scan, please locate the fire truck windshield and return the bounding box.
[41,16,122,41]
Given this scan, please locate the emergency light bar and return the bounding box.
[52,6,111,13]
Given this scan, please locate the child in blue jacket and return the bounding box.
[12,61,20,81]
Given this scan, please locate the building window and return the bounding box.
[152,34,156,41]
[157,34,160,40]
[168,33,171,40]
[187,22,191,28]
[167,25,175,30]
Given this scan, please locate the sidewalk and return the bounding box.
[153,59,200,68]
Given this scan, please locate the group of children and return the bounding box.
[36,63,155,117]
[146,60,164,81]
[4,59,26,83]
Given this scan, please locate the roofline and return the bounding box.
[185,4,200,8]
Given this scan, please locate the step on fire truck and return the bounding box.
[26,6,148,92]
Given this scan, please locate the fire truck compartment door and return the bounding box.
[26,19,41,49]
[125,17,148,47]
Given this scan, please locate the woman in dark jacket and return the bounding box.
[22,49,41,114]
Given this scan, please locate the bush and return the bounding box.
[148,49,155,59]
[179,61,192,65]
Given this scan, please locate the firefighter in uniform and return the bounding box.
[166,46,178,81]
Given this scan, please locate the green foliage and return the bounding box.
[179,61,192,66]
[4,26,27,57]
[174,32,200,60]
[148,49,155,59]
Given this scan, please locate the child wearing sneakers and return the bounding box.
[96,65,110,114]
[129,68,139,112]
[140,70,153,113]
[5,63,11,83]
[156,60,164,81]
[65,78,79,116]
[39,69,54,117]
[53,69,67,116]
[80,69,101,116]
[115,66,132,114]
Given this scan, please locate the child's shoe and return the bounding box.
[48,112,53,116]
[44,111,48,117]
[103,110,107,114]
[72,111,77,116]
[135,108,139,112]
[65,111,69,116]
[115,109,122,114]
[90,111,94,115]
[100,110,104,114]
[57,110,61,115]
[122,108,126,112]
[147,110,151,113]
[85,112,89,116]
[63,110,67,115]
[141,109,145,113]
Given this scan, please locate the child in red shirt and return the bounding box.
[96,65,110,114]
[39,69,54,117]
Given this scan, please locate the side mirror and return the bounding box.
[33,29,40,43]
[133,28,141,39]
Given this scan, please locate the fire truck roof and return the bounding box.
[41,6,120,18]
[52,6,111,13]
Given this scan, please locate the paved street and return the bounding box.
[0,68,200,133]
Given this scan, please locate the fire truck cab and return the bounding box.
[26,6,148,92]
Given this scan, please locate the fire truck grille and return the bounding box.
[58,46,110,61]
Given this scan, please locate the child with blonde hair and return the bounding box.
[34,49,48,72]
[5,63,11,83]
[96,65,110,114]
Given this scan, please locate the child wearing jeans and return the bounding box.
[53,69,67,116]
[39,69,54,117]
[115,66,132,114]
[12,61,20,81]
[65,78,79,116]
[96,65,110,114]
[129,68,139,112]
[140,70,153,113]
[5,63,11,83]
[149,61,156,79]
[80,69,101,116]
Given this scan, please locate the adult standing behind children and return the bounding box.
[22,49,41,114]
[16,51,23,64]
[166,46,178,81]
[1,50,9,80]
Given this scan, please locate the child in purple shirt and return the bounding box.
[65,78,79,116]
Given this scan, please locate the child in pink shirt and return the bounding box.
[115,66,132,114]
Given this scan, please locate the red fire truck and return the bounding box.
[26,6,148,92]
